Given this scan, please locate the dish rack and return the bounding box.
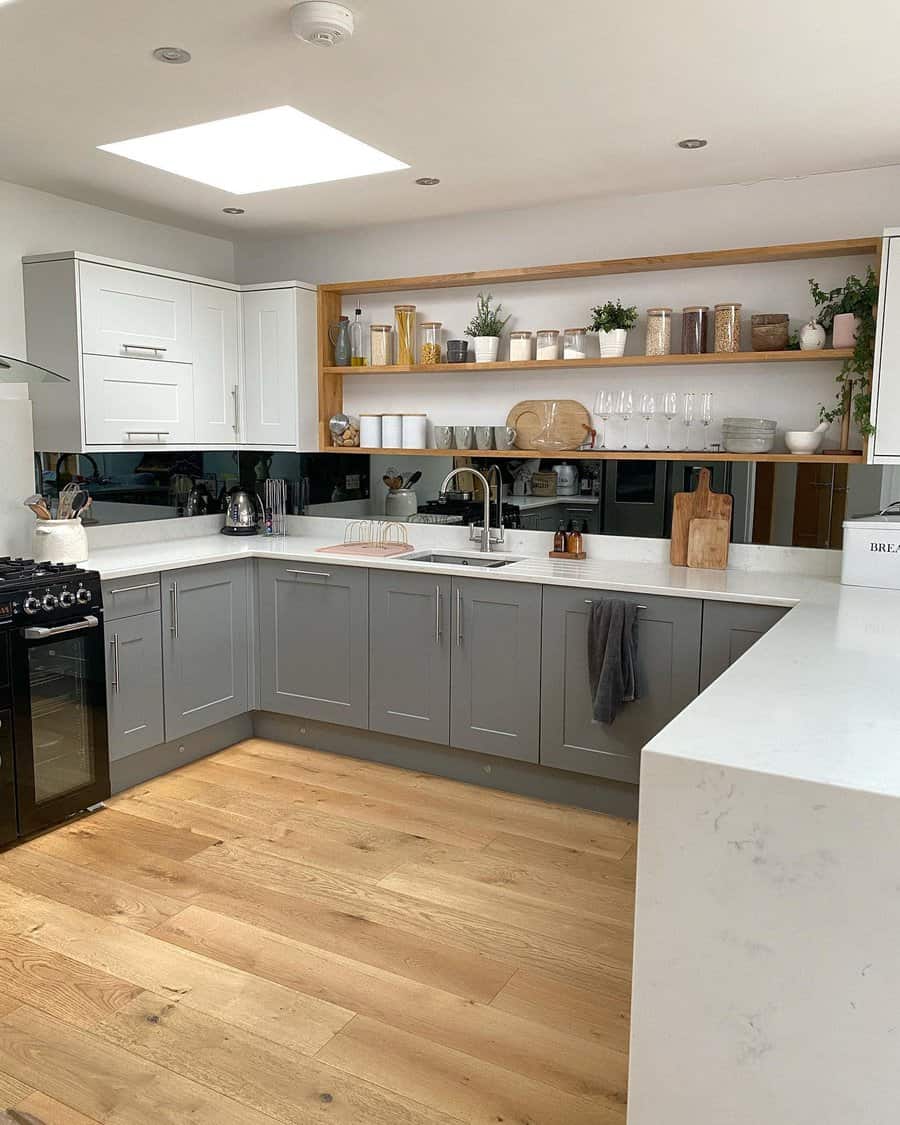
[316,520,414,557]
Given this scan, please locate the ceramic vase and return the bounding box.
[799,320,826,351]
[597,328,627,358]
[474,336,500,363]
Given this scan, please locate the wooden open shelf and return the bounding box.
[324,348,853,377]
[321,447,865,464]
[316,236,879,463]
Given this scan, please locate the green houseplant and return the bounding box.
[589,299,639,357]
[808,268,878,438]
[465,293,511,363]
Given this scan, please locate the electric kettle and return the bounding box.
[221,488,263,536]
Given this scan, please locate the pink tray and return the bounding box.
[315,543,414,557]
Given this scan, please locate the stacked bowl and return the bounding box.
[722,417,777,453]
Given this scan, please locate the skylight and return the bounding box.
[98,105,409,194]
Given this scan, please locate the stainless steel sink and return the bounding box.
[405,551,523,568]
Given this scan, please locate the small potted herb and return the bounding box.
[465,293,510,363]
[589,299,638,357]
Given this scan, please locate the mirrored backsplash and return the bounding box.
[36,450,893,550]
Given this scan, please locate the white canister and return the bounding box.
[382,414,403,447]
[32,518,88,564]
[359,414,383,448]
[401,414,427,449]
[384,488,418,519]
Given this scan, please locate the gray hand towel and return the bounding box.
[588,599,639,724]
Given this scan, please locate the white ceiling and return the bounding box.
[2,0,900,239]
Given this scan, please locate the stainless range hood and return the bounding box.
[0,355,68,384]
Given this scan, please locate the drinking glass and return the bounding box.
[682,392,696,450]
[616,390,633,449]
[662,392,678,450]
[700,392,713,450]
[593,390,614,450]
[639,393,656,449]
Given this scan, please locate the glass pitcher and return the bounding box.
[329,316,351,366]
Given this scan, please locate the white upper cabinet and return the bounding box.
[242,287,299,448]
[871,234,900,463]
[79,262,192,363]
[191,283,241,445]
[82,355,195,446]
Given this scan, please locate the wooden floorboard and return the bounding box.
[0,738,636,1124]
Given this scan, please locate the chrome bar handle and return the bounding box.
[456,588,462,647]
[110,633,120,694]
[22,615,99,639]
[170,582,178,637]
[125,431,170,440]
[285,569,330,578]
[583,600,647,610]
[434,586,442,645]
[232,385,240,435]
[108,582,157,595]
[122,344,167,354]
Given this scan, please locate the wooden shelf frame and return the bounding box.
[325,447,864,464]
[316,236,879,461]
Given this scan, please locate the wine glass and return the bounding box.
[639,393,656,450]
[593,390,614,450]
[662,391,678,450]
[616,390,633,449]
[700,392,713,450]
[682,392,696,450]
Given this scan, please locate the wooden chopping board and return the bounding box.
[670,468,733,566]
[507,399,591,451]
[686,517,730,569]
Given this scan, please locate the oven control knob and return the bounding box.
[22,597,41,616]
[42,593,59,611]
[59,590,76,608]
[75,587,92,605]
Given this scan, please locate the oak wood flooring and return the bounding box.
[0,739,636,1124]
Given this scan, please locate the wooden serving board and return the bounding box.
[686,517,730,569]
[507,399,591,451]
[670,468,733,566]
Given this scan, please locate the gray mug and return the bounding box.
[454,425,474,449]
[494,425,517,450]
[433,425,453,449]
[475,426,494,450]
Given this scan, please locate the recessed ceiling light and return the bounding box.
[415,177,440,186]
[222,207,245,214]
[677,138,707,150]
[98,105,409,194]
[153,47,191,64]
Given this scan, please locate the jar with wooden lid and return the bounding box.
[645,308,672,356]
[563,328,588,360]
[394,304,416,365]
[370,324,392,367]
[714,303,742,353]
[509,331,532,361]
[420,321,442,365]
[681,306,710,354]
[536,330,560,361]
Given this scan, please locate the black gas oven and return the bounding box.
[0,558,109,844]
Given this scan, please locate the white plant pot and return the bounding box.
[474,336,500,363]
[32,517,88,564]
[799,320,826,351]
[597,328,627,358]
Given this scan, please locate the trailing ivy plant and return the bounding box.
[809,268,878,435]
[464,293,510,338]
[589,299,639,333]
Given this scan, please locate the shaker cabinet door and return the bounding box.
[450,576,542,762]
[192,283,241,445]
[82,355,195,446]
[369,570,450,745]
[79,262,192,363]
[242,288,298,448]
[257,561,368,728]
[162,561,250,740]
[699,600,788,691]
[105,611,164,760]
[540,587,702,783]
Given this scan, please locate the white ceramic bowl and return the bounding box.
[784,429,825,454]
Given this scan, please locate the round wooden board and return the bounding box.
[507,399,592,451]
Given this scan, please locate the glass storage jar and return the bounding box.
[394,304,416,365]
[509,331,532,361]
[714,302,742,353]
[536,330,560,361]
[645,308,672,356]
[420,321,442,365]
[370,324,392,367]
[681,306,710,354]
[563,328,588,360]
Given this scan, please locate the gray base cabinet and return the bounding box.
[162,560,250,741]
[450,576,542,762]
[519,502,600,534]
[699,600,788,691]
[104,611,164,760]
[369,570,450,745]
[540,587,702,783]
[258,560,368,728]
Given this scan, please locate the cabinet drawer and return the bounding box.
[82,354,194,446]
[79,262,192,363]
[102,574,161,621]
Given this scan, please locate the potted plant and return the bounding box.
[465,292,510,363]
[589,299,638,357]
[808,267,878,444]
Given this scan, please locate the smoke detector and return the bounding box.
[291,2,354,46]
